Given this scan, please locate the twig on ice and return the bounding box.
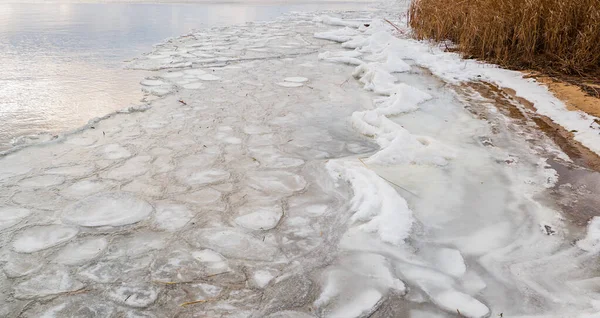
[384,18,405,34]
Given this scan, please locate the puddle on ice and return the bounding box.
[1,3,600,318]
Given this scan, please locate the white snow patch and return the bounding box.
[252,270,275,288]
[578,217,600,252]
[327,160,413,245]
[431,290,489,318]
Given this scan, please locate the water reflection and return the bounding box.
[0,1,369,151]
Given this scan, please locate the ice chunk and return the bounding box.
[3,254,43,278]
[186,228,279,261]
[105,156,152,180]
[0,207,31,231]
[61,179,114,198]
[78,257,150,283]
[107,284,159,308]
[431,290,489,318]
[12,225,79,253]
[52,237,108,265]
[314,27,359,43]
[153,203,194,231]
[191,249,230,273]
[318,51,363,65]
[253,270,278,289]
[234,202,283,231]
[62,192,152,227]
[151,248,231,283]
[104,232,169,259]
[313,15,362,28]
[14,267,85,299]
[176,169,231,186]
[176,188,222,206]
[247,171,306,195]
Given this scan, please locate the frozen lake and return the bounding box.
[0,1,371,151]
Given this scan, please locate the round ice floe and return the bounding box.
[61,179,113,198]
[186,228,279,261]
[176,169,230,186]
[234,203,283,231]
[107,284,159,308]
[52,237,108,265]
[247,171,307,195]
[12,225,79,253]
[0,207,31,231]
[276,82,303,88]
[62,192,152,227]
[176,188,222,205]
[14,267,85,299]
[3,255,43,278]
[153,203,193,232]
[284,77,308,83]
[18,175,65,188]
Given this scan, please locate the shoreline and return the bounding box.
[1,2,600,317]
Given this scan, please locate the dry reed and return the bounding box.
[408,0,600,75]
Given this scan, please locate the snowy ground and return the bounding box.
[1,1,600,317]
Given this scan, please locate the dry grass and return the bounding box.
[408,0,600,76]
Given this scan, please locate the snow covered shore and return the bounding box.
[1,1,600,317]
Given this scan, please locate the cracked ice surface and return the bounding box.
[1,5,598,318]
[0,9,379,317]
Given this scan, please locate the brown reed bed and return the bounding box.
[408,0,600,78]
